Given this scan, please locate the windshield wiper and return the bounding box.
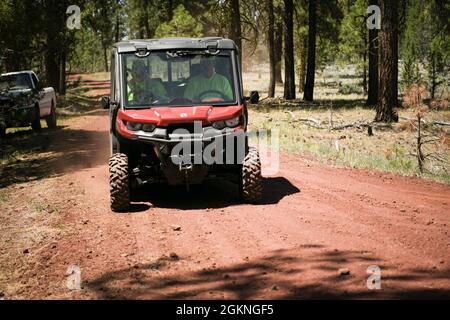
[125,105,154,109]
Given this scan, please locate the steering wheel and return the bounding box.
[170,97,193,104]
[197,90,227,102]
[133,90,154,103]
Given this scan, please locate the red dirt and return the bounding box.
[1,112,449,299]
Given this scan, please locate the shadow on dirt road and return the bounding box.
[130,177,300,211]
[0,125,109,188]
[85,246,450,299]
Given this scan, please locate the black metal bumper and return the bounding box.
[0,103,36,129]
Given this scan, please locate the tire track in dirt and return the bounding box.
[280,163,450,264]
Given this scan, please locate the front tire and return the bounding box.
[240,147,263,203]
[45,101,57,129]
[109,153,130,212]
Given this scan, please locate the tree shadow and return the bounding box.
[130,176,300,210]
[0,125,109,188]
[84,246,450,299]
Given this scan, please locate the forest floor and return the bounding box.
[0,73,449,299]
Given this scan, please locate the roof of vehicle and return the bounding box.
[1,70,35,77]
[114,37,237,53]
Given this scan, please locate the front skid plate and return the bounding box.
[161,164,209,186]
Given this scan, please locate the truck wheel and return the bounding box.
[109,153,130,212]
[31,105,41,132]
[240,147,262,203]
[45,102,57,129]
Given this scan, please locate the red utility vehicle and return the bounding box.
[102,38,262,211]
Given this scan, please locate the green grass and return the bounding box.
[5,120,46,134]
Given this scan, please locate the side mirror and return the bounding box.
[249,90,259,104]
[101,96,110,109]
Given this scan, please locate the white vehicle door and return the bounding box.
[31,73,52,116]
[40,88,54,116]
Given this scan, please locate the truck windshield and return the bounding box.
[0,74,32,91]
[122,50,237,108]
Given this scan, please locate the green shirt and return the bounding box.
[128,79,167,102]
[183,73,233,101]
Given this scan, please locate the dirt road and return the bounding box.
[1,111,450,299]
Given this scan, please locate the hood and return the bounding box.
[119,105,243,126]
[0,89,32,103]
[2,88,31,97]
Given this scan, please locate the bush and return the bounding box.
[337,83,363,95]
[402,83,429,108]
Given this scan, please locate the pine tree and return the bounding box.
[303,0,317,101]
[375,0,399,123]
[284,0,296,99]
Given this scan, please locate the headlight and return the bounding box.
[212,116,241,130]
[142,123,156,132]
[225,116,240,128]
[126,122,142,131]
[126,122,156,132]
[212,121,226,130]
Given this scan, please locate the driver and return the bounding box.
[183,56,233,102]
[128,60,167,103]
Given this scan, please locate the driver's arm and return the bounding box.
[150,80,167,97]
[183,77,198,100]
[221,77,233,100]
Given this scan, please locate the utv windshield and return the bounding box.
[0,74,32,91]
[122,50,237,108]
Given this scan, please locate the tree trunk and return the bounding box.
[430,52,436,100]
[45,49,60,92]
[298,37,307,93]
[229,0,242,68]
[283,0,295,100]
[144,0,151,38]
[274,20,283,84]
[367,0,379,105]
[267,0,276,98]
[168,0,174,21]
[363,46,368,96]
[115,6,120,42]
[44,1,60,91]
[59,52,66,95]
[103,45,109,72]
[375,0,399,122]
[303,0,317,101]
[138,19,145,39]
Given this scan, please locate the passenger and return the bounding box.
[128,60,167,103]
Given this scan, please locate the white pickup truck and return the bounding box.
[0,70,57,137]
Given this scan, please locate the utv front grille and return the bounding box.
[167,123,201,135]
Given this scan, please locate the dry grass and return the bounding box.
[243,64,365,100]
[248,105,450,183]
[243,65,450,183]
[0,178,68,297]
